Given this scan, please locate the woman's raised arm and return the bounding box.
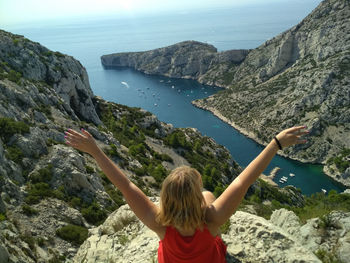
[206,126,308,227]
[65,129,162,233]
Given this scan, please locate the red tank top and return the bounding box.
[158,226,227,263]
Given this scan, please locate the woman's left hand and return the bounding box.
[65,128,99,156]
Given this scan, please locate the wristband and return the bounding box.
[274,136,282,150]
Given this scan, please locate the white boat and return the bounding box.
[289,173,295,177]
[321,189,327,194]
[279,179,285,183]
[154,103,158,107]
[121,81,129,88]
[280,177,288,183]
[172,86,175,89]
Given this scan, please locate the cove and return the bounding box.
[93,67,346,195]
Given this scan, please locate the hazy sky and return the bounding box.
[0,0,321,26]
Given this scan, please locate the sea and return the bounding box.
[3,0,346,195]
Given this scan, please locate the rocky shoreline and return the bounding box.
[192,100,350,189]
[192,100,315,164]
[101,0,350,182]
[324,165,350,188]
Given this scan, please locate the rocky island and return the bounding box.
[101,0,350,187]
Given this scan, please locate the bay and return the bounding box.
[4,0,345,195]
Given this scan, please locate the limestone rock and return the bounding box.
[74,205,324,263]
[224,211,320,263]
[101,41,248,80]
[0,244,9,263]
[10,127,48,159]
[74,203,159,263]
[269,208,301,236]
[0,30,101,125]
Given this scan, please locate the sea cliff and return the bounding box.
[101,0,350,187]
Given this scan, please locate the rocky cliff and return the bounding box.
[73,202,350,263]
[0,30,241,262]
[101,0,350,187]
[101,41,248,80]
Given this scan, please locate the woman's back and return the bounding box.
[158,225,227,263]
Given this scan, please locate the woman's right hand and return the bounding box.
[275,126,309,149]
[65,128,100,156]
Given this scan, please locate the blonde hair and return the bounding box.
[157,166,206,231]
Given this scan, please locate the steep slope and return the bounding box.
[0,30,241,262]
[101,0,350,186]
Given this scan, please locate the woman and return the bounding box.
[65,126,308,262]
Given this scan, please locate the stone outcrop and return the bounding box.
[74,203,350,263]
[101,0,350,186]
[101,40,248,80]
[193,0,350,168]
[0,30,101,125]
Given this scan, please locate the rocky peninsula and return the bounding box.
[101,0,350,187]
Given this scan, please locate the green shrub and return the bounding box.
[149,164,168,183]
[315,249,340,263]
[129,143,147,157]
[22,205,38,216]
[54,51,65,58]
[6,146,23,164]
[118,234,129,245]
[319,214,333,230]
[0,213,6,221]
[30,165,53,183]
[293,190,350,224]
[47,138,61,146]
[56,224,88,245]
[154,152,173,163]
[69,197,82,208]
[21,232,35,249]
[25,182,54,204]
[164,131,191,149]
[327,148,350,173]
[220,220,231,234]
[13,38,20,46]
[81,202,107,225]
[7,69,22,83]
[85,165,95,174]
[213,184,225,197]
[36,237,45,247]
[0,117,30,141]
[107,143,120,158]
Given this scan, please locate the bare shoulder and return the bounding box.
[205,206,221,237]
[206,222,220,237]
[155,225,167,240]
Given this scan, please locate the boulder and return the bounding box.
[0,244,9,263]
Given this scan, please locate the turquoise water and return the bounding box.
[3,0,345,195]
